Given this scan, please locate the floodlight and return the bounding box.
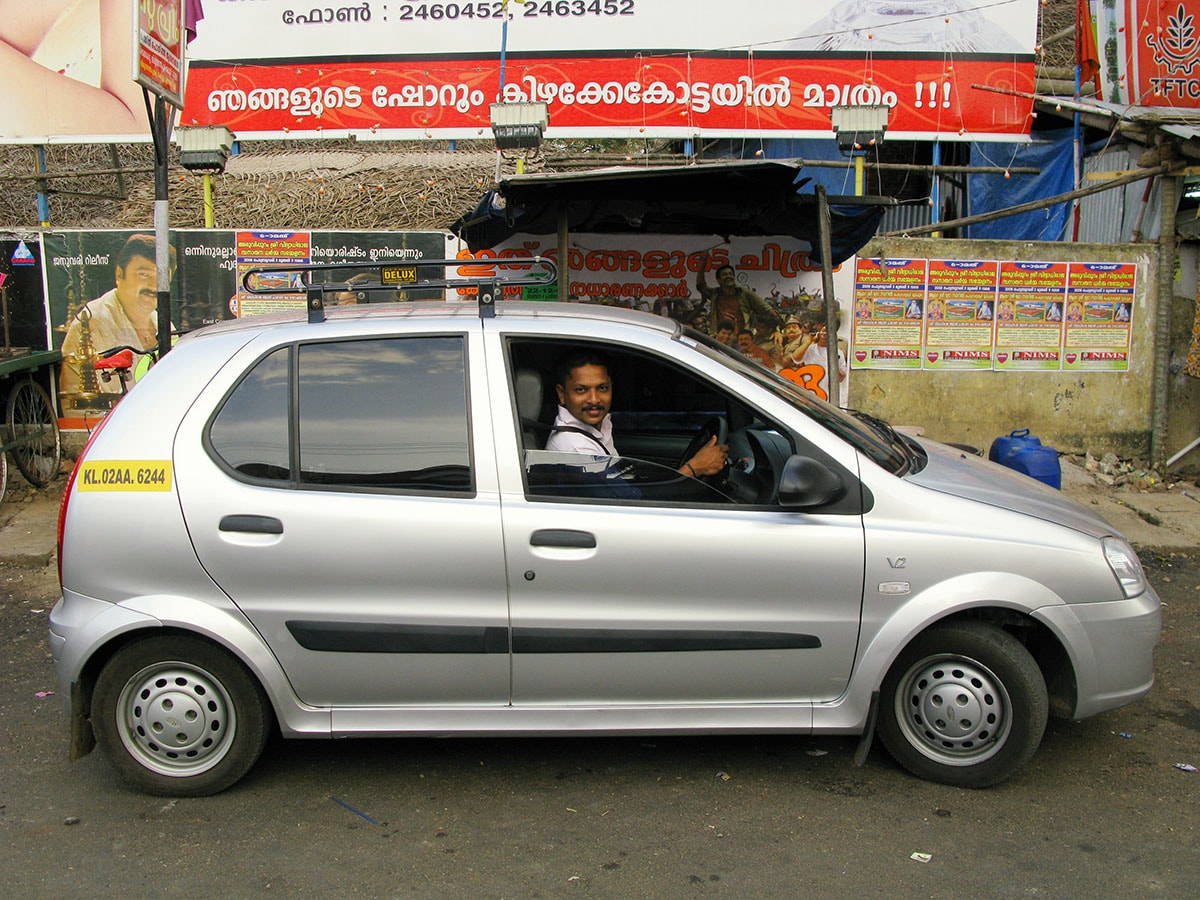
[176,126,236,173]
[490,102,549,150]
[831,106,889,155]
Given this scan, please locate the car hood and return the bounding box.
[904,438,1120,541]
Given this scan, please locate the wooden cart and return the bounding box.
[0,347,62,504]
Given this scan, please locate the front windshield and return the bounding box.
[681,327,914,474]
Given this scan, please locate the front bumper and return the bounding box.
[1036,586,1162,719]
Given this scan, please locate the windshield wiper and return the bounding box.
[849,409,916,473]
[850,409,899,443]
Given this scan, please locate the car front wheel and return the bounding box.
[877,621,1048,788]
[92,636,271,796]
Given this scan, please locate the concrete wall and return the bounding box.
[1167,243,1200,473]
[844,238,1160,461]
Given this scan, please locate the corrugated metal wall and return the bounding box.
[1076,147,1163,243]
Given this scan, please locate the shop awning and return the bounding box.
[449,160,892,265]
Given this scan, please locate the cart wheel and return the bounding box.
[0,449,7,503]
[6,378,61,487]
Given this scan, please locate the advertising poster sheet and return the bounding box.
[995,261,1068,371]
[236,231,313,317]
[851,257,1137,372]
[849,258,927,370]
[1063,262,1136,372]
[1,1,1038,141]
[1,235,50,352]
[923,259,997,370]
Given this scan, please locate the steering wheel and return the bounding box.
[679,416,729,474]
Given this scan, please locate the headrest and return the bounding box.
[515,369,543,417]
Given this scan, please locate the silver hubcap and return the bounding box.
[116,662,237,777]
[894,653,1011,766]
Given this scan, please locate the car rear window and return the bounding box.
[208,336,473,493]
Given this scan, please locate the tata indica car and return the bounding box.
[50,300,1160,795]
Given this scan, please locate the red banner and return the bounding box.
[182,55,1035,139]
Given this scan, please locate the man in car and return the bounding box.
[546,350,728,479]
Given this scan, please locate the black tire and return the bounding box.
[92,635,271,796]
[6,378,61,487]
[877,621,1048,788]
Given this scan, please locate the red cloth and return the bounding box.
[1076,0,1102,98]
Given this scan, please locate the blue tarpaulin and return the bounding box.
[967,130,1076,241]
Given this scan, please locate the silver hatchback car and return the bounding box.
[50,299,1160,795]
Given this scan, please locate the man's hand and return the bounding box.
[682,435,728,477]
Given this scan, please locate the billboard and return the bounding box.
[2,0,1039,142]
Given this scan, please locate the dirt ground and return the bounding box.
[1,479,1198,895]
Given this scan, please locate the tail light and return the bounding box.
[57,416,112,586]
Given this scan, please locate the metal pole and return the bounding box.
[557,204,569,303]
[35,146,50,226]
[203,173,215,227]
[931,141,941,238]
[816,186,841,408]
[145,91,173,360]
[499,2,510,95]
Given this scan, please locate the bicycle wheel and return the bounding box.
[6,378,61,487]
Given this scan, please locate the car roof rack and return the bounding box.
[241,257,557,323]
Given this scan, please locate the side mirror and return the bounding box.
[779,456,845,508]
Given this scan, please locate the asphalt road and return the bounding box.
[2,545,1198,898]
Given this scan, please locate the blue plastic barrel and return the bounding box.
[988,428,1041,463]
[988,429,1061,489]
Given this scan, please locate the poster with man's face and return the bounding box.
[44,230,180,425]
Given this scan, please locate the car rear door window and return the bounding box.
[209,336,472,493]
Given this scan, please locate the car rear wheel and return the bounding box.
[878,621,1048,788]
[92,636,271,796]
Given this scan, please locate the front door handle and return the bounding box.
[530,529,596,549]
[219,514,284,535]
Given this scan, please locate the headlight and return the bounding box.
[1103,537,1147,598]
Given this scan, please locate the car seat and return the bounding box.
[515,369,548,449]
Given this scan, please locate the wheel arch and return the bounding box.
[846,573,1080,725]
[928,608,1077,720]
[64,600,330,760]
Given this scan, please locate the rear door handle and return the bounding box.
[219,514,284,535]
[530,529,596,549]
